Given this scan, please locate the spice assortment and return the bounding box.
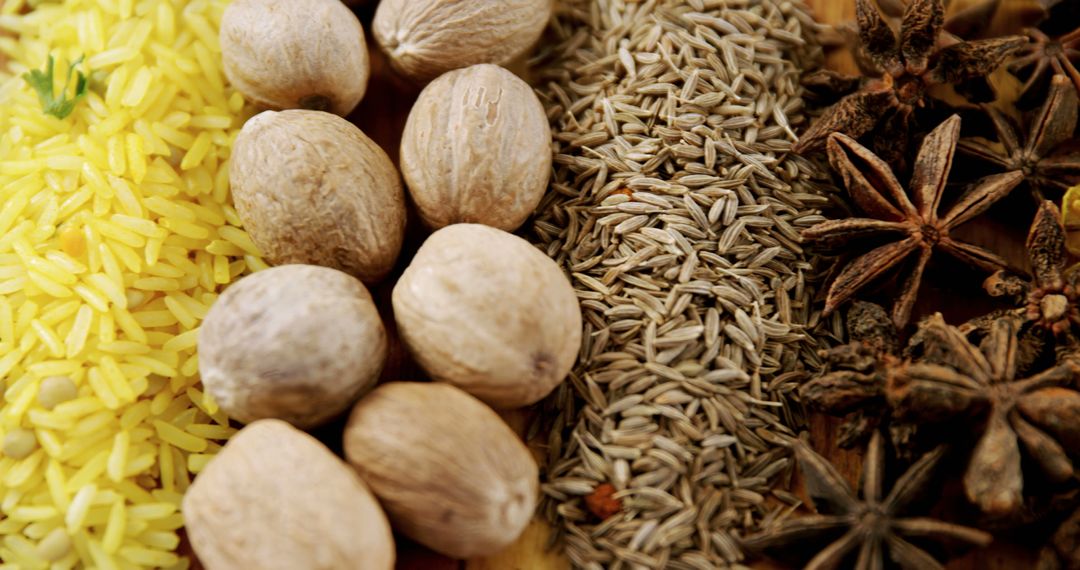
[3,0,1080,569]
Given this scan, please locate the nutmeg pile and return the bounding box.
[183,0,567,567]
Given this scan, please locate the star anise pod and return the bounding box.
[887,312,1080,517]
[801,302,898,448]
[869,0,1016,36]
[794,0,1026,169]
[1009,25,1080,109]
[985,200,1080,342]
[826,0,1007,74]
[882,0,1044,39]
[742,430,992,569]
[959,74,1080,200]
[803,114,1023,328]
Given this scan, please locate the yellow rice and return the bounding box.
[0,0,264,567]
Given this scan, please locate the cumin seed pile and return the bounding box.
[526,1,840,567]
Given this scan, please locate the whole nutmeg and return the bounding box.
[392,224,581,408]
[401,64,551,231]
[231,110,406,283]
[343,382,538,558]
[185,420,395,570]
[373,0,551,84]
[198,264,387,429]
[220,0,369,116]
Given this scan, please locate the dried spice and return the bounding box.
[742,431,992,569]
[944,0,1047,40]
[985,201,1080,341]
[794,0,1025,169]
[881,0,1043,41]
[800,301,897,447]
[803,114,1023,328]
[583,483,621,521]
[1008,25,1080,109]
[958,74,1080,201]
[822,0,1010,78]
[872,0,992,25]
[887,312,1080,517]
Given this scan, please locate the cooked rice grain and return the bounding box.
[0,0,260,568]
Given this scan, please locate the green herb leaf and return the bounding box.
[22,55,89,120]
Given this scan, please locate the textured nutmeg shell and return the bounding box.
[401,64,551,231]
[343,382,538,558]
[392,224,581,408]
[220,0,370,116]
[198,264,387,429]
[373,0,551,84]
[184,420,395,570]
[230,110,406,283]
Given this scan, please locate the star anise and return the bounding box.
[887,312,1080,517]
[1008,25,1080,109]
[742,430,992,569]
[801,302,898,448]
[985,200,1080,341]
[871,0,998,29]
[880,0,1044,39]
[959,74,1080,200]
[794,0,1025,169]
[828,0,1009,71]
[803,114,1023,328]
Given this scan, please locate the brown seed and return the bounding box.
[526,0,838,565]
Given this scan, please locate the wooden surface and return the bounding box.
[343,0,1049,568]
